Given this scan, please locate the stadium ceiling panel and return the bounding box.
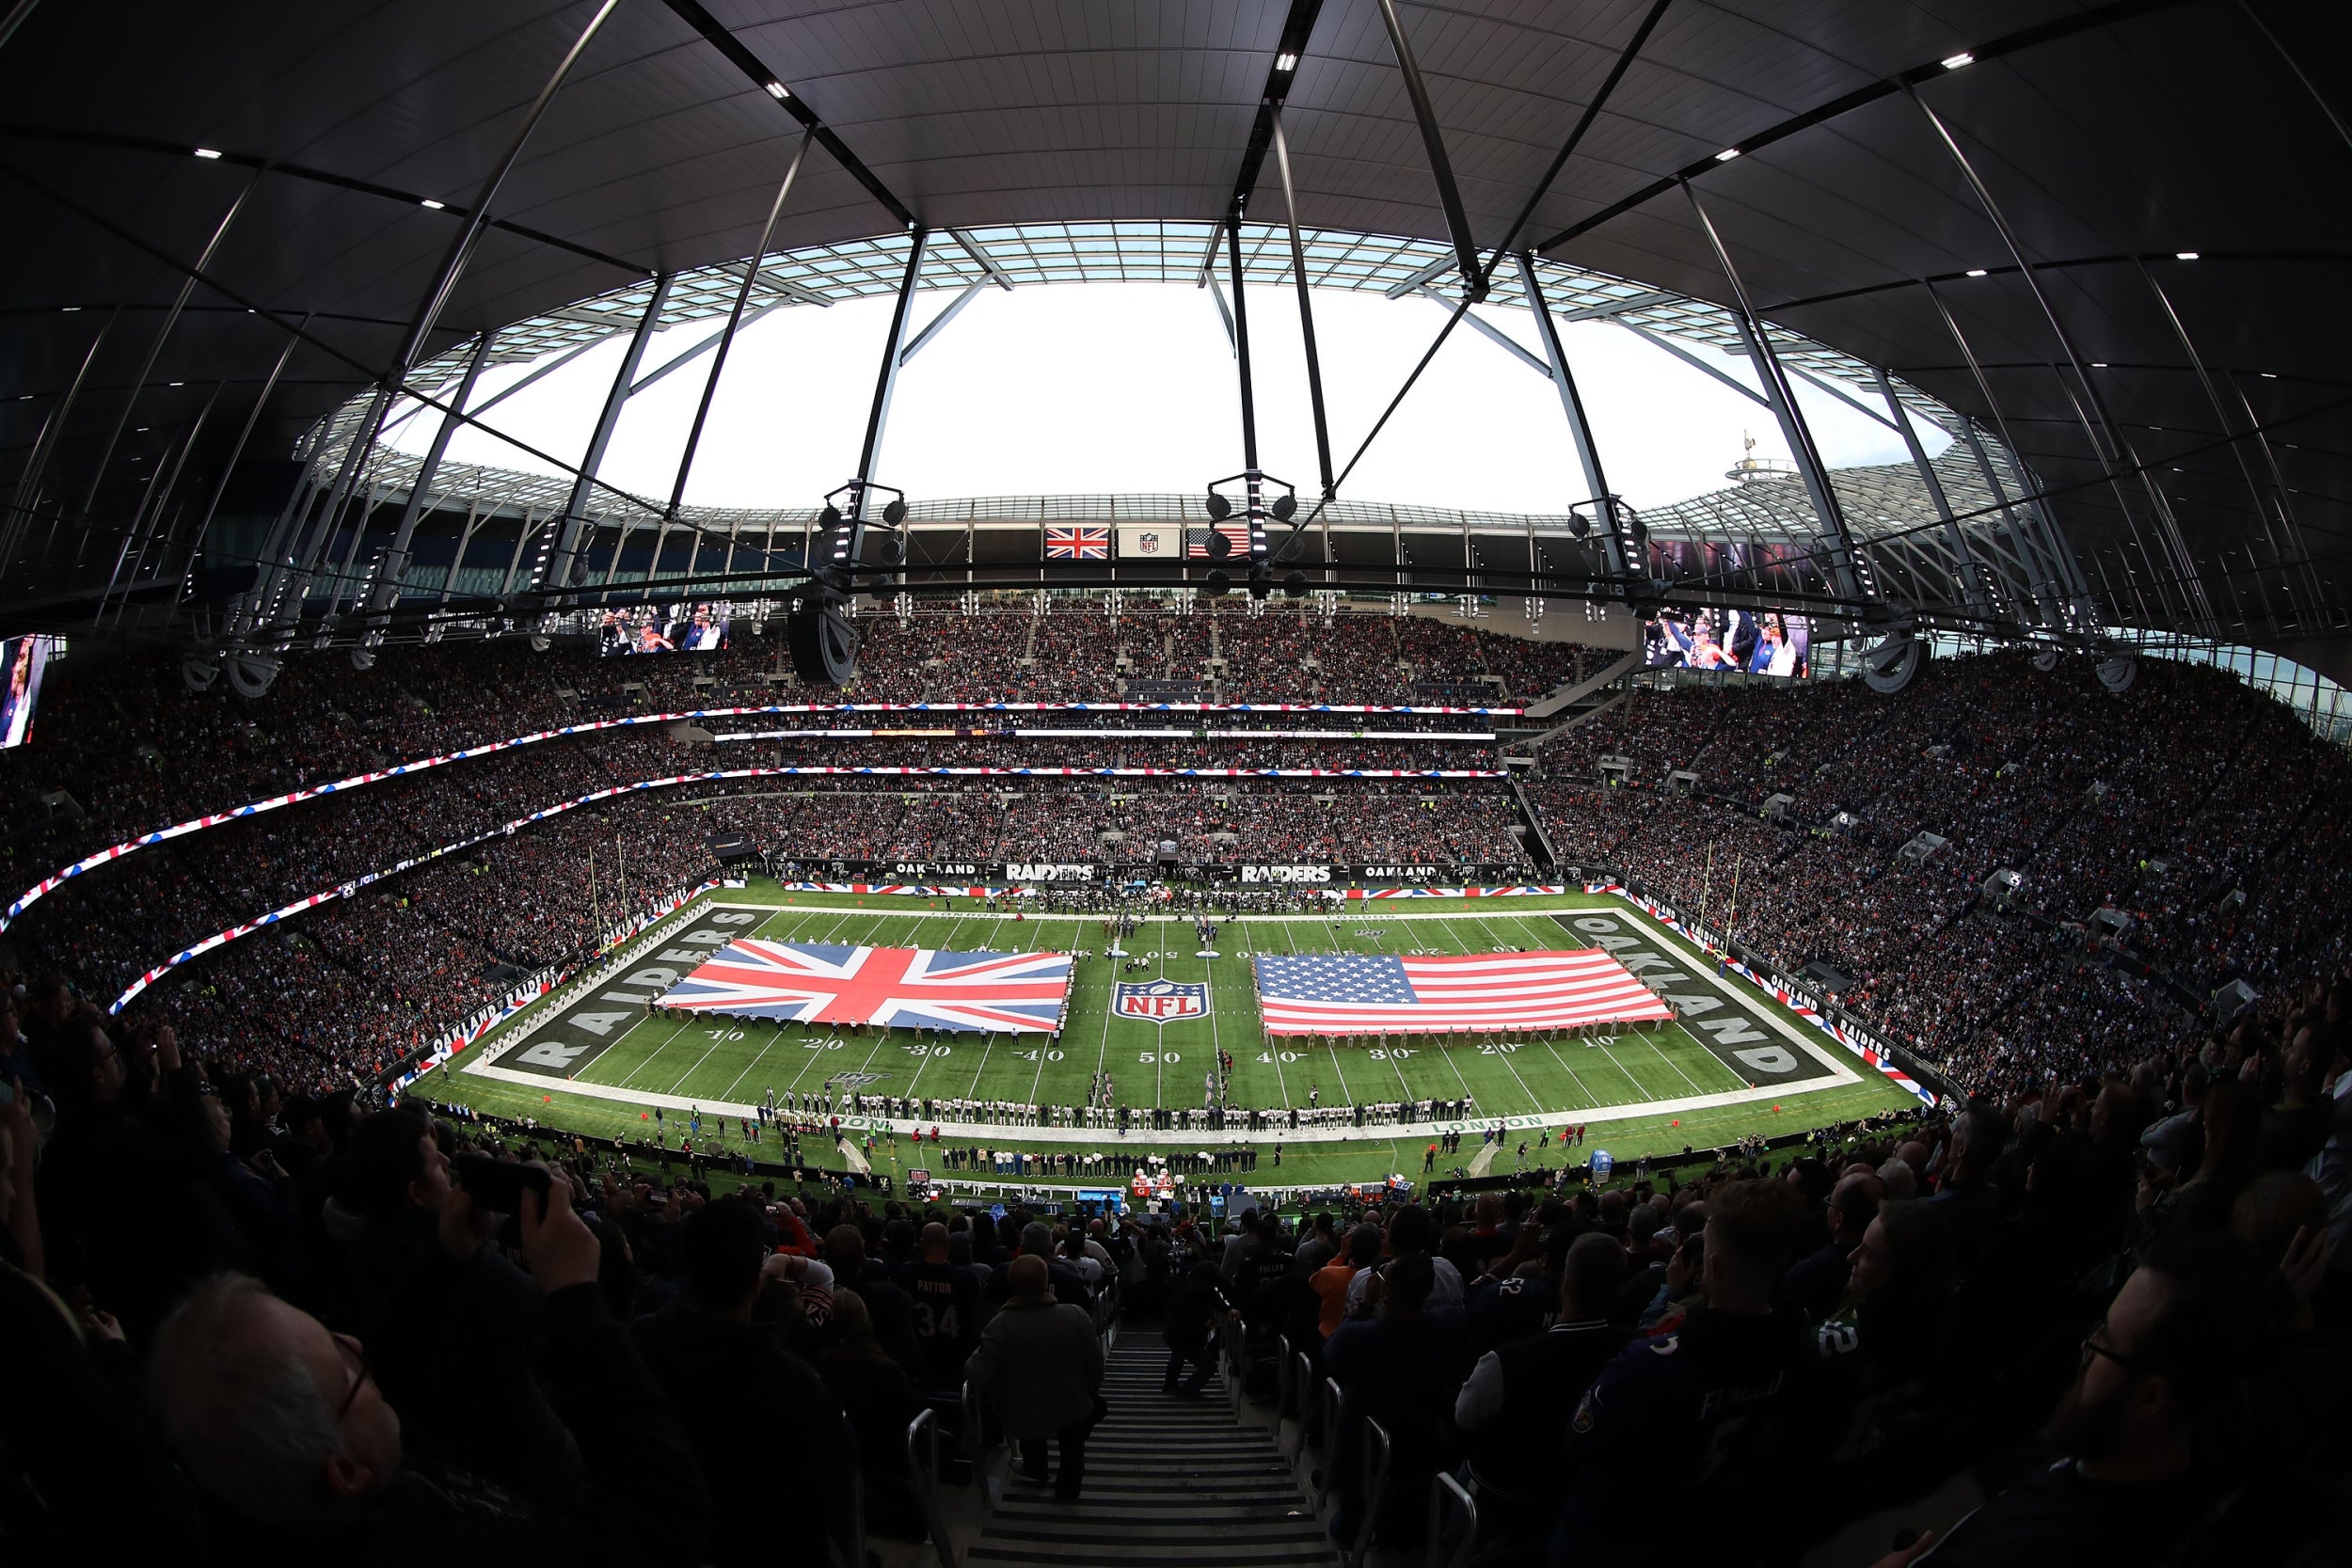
[1,0,2347,664]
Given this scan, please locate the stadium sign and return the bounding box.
[1240,864,1332,883]
[1003,862,1097,882]
[1115,979,1208,1024]
[890,862,982,878]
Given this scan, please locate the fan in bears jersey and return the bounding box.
[896,1222,981,1394]
[1552,1179,1820,1568]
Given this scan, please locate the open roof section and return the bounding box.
[0,0,2345,663]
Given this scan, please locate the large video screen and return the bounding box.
[0,634,55,749]
[599,603,731,657]
[1642,608,1808,678]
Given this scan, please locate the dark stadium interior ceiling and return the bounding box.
[4,0,2351,669]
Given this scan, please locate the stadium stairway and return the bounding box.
[963,1336,1338,1568]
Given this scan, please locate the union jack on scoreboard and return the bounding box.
[1185,522,1255,559]
[1045,526,1110,560]
[660,940,1072,1034]
[1252,949,1673,1036]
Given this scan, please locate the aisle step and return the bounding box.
[962,1333,1337,1568]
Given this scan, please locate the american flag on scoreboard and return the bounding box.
[1185,522,1255,559]
[1252,950,1673,1035]
[1045,526,1110,560]
[660,940,1072,1033]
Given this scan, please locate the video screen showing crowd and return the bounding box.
[598,603,731,656]
[1641,607,1807,677]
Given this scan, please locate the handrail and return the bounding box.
[1428,1471,1479,1568]
[1277,1332,1295,1419]
[1316,1376,1343,1511]
[905,1407,958,1568]
[1288,1349,1319,1465]
[1353,1417,1393,1568]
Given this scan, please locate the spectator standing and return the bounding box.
[967,1255,1105,1498]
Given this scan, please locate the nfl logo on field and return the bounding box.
[1115,979,1206,1022]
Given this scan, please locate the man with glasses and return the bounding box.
[150,1177,709,1559]
[1879,1226,2268,1567]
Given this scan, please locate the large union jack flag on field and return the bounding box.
[661,941,1072,1033]
[1045,526,1110,560]
[1253,950,1672,1036]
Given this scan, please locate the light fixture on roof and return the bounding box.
[193,147,224,160]
[1714,147,1741,162]
[2090,361,2106,368]
[1942,52,1975,70]
[765,81,790,100]
[1964,267,1987,277]
[1275,52,1298,71]
[61,306,78,312]
[168,381,183,387]
[2175,250,2199,260]
[420,198,445,210]
[2261,372,2279,378]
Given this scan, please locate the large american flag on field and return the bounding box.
[1185,522,1255,559]
[660,940,1072,1033]
[1252,950,1673,1035]
[1045,526,1110,560]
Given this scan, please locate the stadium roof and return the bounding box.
[2,0,2347,673]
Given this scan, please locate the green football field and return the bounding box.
[434,882,1918,1192]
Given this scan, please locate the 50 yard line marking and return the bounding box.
[1429,916,1546,1116]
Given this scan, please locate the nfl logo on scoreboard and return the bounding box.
[1115,979,1207,1023]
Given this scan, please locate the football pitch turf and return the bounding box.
[434,882,1919,1192]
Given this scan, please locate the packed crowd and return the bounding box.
[1,980,2341,1564]
[1532,649,2352,1103]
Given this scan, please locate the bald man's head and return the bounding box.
[1008,1253,1052,1299]
[921,1221,950,1259]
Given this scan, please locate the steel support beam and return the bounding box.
[1224,217,1261,479]
[179,319,302,610]
[84,171,261,568]
[947,229,1017,290]
[254,0,622,643]
[898,277,985,366]
[1206,274,1237,356]
[1371,0,1485,299]
[1909,85,2213,631]
[1682,181,1863,606]
[1270,106,1334,499]
[1873,366,1993,619]
[1922,280,2075,626]
[1413,285,1552,379]
[1517,253,1632,583]
[540,270,675,594]
[651,132,813,592]
[3,308,111,575]
[1614,321,1769,406]
[363,327,497,624]
[2137,261,2323,627]
[851,229,928,520]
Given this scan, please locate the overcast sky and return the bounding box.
[396,281,1947,517]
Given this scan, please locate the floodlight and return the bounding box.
[765,81,790,100]
[1248,567,1272,600]
[2175,251,2199,261]
[1568,512,1591,539]
[1284,569,1308,597]
[819,504,843,528]
[1205,491,1232,521]
[1275,52,1298,71]
[193,148,222,160]
[1203,568,1231,595]
[420,198,445,210]
[1941,52,1974,69]
[1206,530,1232,560]
[1714,148,1740,162]
[1964,268,1987,277]
[882,498,909,525]
[1270,492,1296,521]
